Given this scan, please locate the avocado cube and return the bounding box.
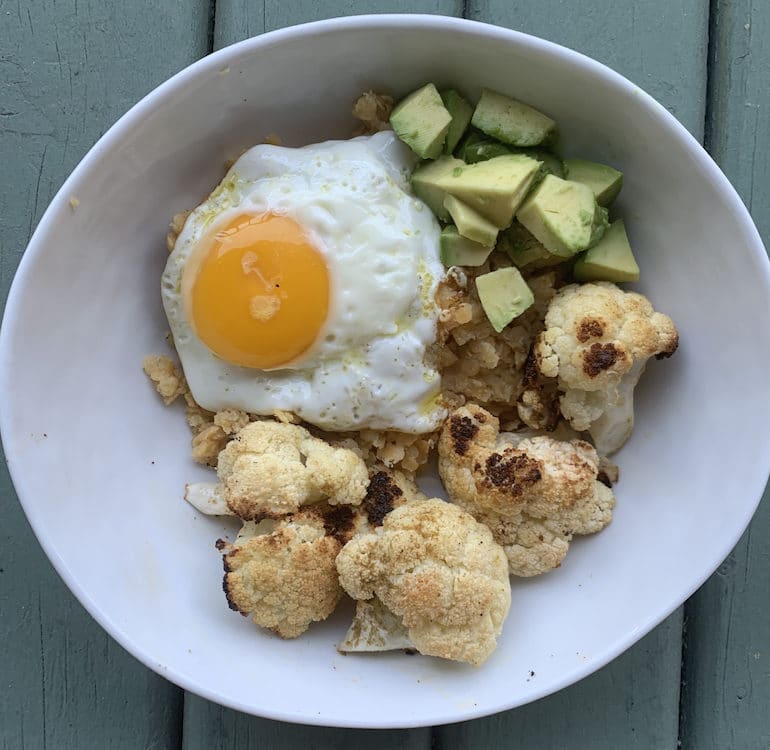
[390,83,452,159]
[440,226,494,267]
[457,131,513,163]
[443,195,499,248]
[462,139,565,176]
[476,267,535,332]
[511,148,565,178]
[498,222,565,270]
[517,174,609,258]
[573,220,640,282]
[465,141,512,163]
[564,158,623,206]
[440,90,474,154]
[411,156,465,221]
[471,88,557,148]
[438,154,541,228]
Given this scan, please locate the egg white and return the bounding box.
[162,131,446,433]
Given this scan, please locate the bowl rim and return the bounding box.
[2,13,770,729]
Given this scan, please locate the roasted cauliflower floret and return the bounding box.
[516,346,563,431]
[438,404,615,576]
[185,461,422,540]
[336,499,511,666]
[350,467,425,534]
[307,467,427,546]
[187,421,369,520]
[218,509,344,639]
[529,282,678,454]
[459,510,572,578]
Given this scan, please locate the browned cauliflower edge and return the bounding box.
[438,404,615,576]
[217,508,345,639]
[336,499,511,666]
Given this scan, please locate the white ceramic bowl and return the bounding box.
[2,15,770,729]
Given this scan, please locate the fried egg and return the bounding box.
[162,131,446,432]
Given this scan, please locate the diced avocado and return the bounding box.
[459,140,565,178]
[455,129,485,151]
[498,222,565,270]
[390,83,452,159]
[471,88,557,148]
[573,220,640,282]
[440,226,494,267]
[411,156,465,221]
[443,195,499,248]
[464,141,512,163]
[517,174,609,258]
[458,133,566,175]
[457,131,513,163]
[476,267,535,332]
[437,154,541,228]
[440,90,473,154]
[511,148,565,178]
[564,158,623,206]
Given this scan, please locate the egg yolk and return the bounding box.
[186,213,329,369]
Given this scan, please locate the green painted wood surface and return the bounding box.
[182,4,697,749]
[0,1,210,748]
[214,0,462,46]
[2,0,769,747]
[182,698,432,750]
[431,3,708,746]
[435,614,683,749]
[181,5,462,747]
[467,0,710,137]
[678,2,770,748]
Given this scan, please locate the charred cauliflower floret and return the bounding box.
[185,460,420,533]
[218,508,344,639]
[302,467,427,546]
[186,421,369,520]
[336,499,511,666]
[350,467,425,536]
[528,282,678,455]
[438,404,615,576]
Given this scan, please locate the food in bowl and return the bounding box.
[161,133,445,433]
[144,83,678,666]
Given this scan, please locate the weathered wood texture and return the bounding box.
[0,1,210,748]
[182,1,702,746]
[430,3,709,745]
[213,0,463,46]
[678,2,770,748]
[467,0,710,136]
[182,698,432,750]
[436,614,683,749]
[3,0,768,747]
[180,4,459,747]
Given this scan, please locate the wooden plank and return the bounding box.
[435,613,683,749]
[680,496,770,750]
[434,1,710,747]
[679,2,770,747]
[183,697,433,750]
[180,4,464,746]
[213,0,463,46]
[0,1,210,748]
[467,0,710,137]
